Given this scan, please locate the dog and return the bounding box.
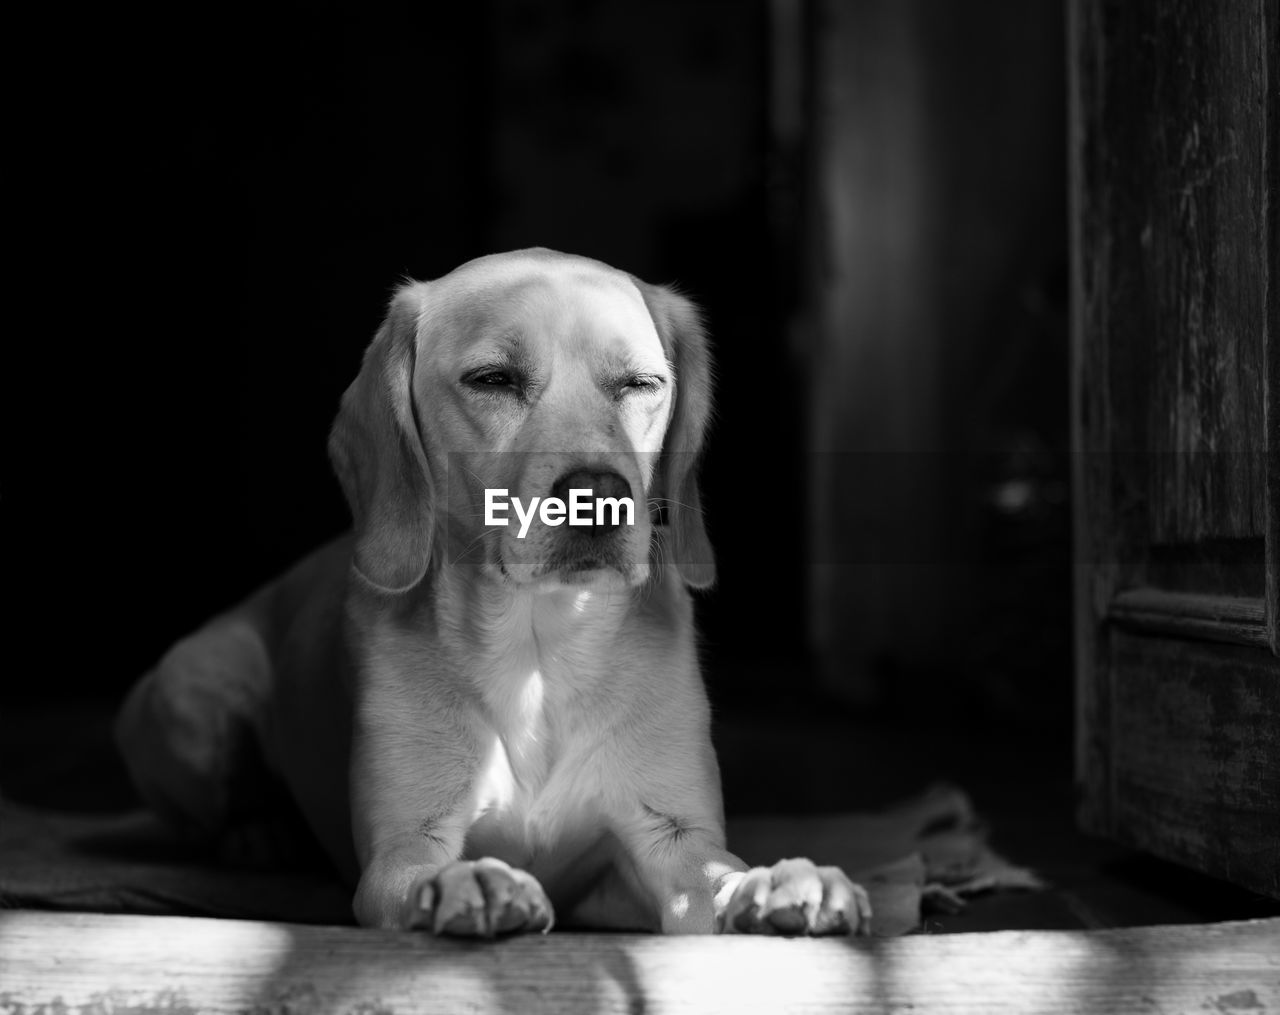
[115,248,871,936]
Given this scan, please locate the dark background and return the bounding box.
[5,1,1069,730]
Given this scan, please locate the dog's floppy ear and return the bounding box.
[634,280,716,589]
[328,284,434,594]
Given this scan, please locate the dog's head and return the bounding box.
[328,249,715,595]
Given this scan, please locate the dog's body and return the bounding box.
[116,249,869,936]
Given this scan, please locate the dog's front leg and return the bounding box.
[348,718,554,935]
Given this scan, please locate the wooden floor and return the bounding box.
[2,910,1277,1014]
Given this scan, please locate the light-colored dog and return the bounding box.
[115,249,870,936]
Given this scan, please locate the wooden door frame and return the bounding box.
[1069,0,1280,898]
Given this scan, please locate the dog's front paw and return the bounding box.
[405,857,554,937]
[720,858,871,936]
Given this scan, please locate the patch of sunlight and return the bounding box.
[619,935,869,1011]
[0,910,294,1011]
[869,927,1098,1010]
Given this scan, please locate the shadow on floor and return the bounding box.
[1,694,1276,933]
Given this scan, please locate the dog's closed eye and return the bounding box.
[617,373,668,397]
[470,369,516,387]
[462,366,528,398]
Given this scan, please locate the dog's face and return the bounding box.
[329,249,716,595]
[420,259,671,589]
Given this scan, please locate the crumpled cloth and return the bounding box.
[727,783,1044,936]
[0,783,1040,936]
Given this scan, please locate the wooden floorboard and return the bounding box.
[1,910,1277,1014]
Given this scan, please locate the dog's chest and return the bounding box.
[463,654,614,881]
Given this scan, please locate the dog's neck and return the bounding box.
[430,564,651,689]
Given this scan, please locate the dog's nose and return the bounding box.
[550,468,632,533]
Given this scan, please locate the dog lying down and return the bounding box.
[115,249,871,937]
